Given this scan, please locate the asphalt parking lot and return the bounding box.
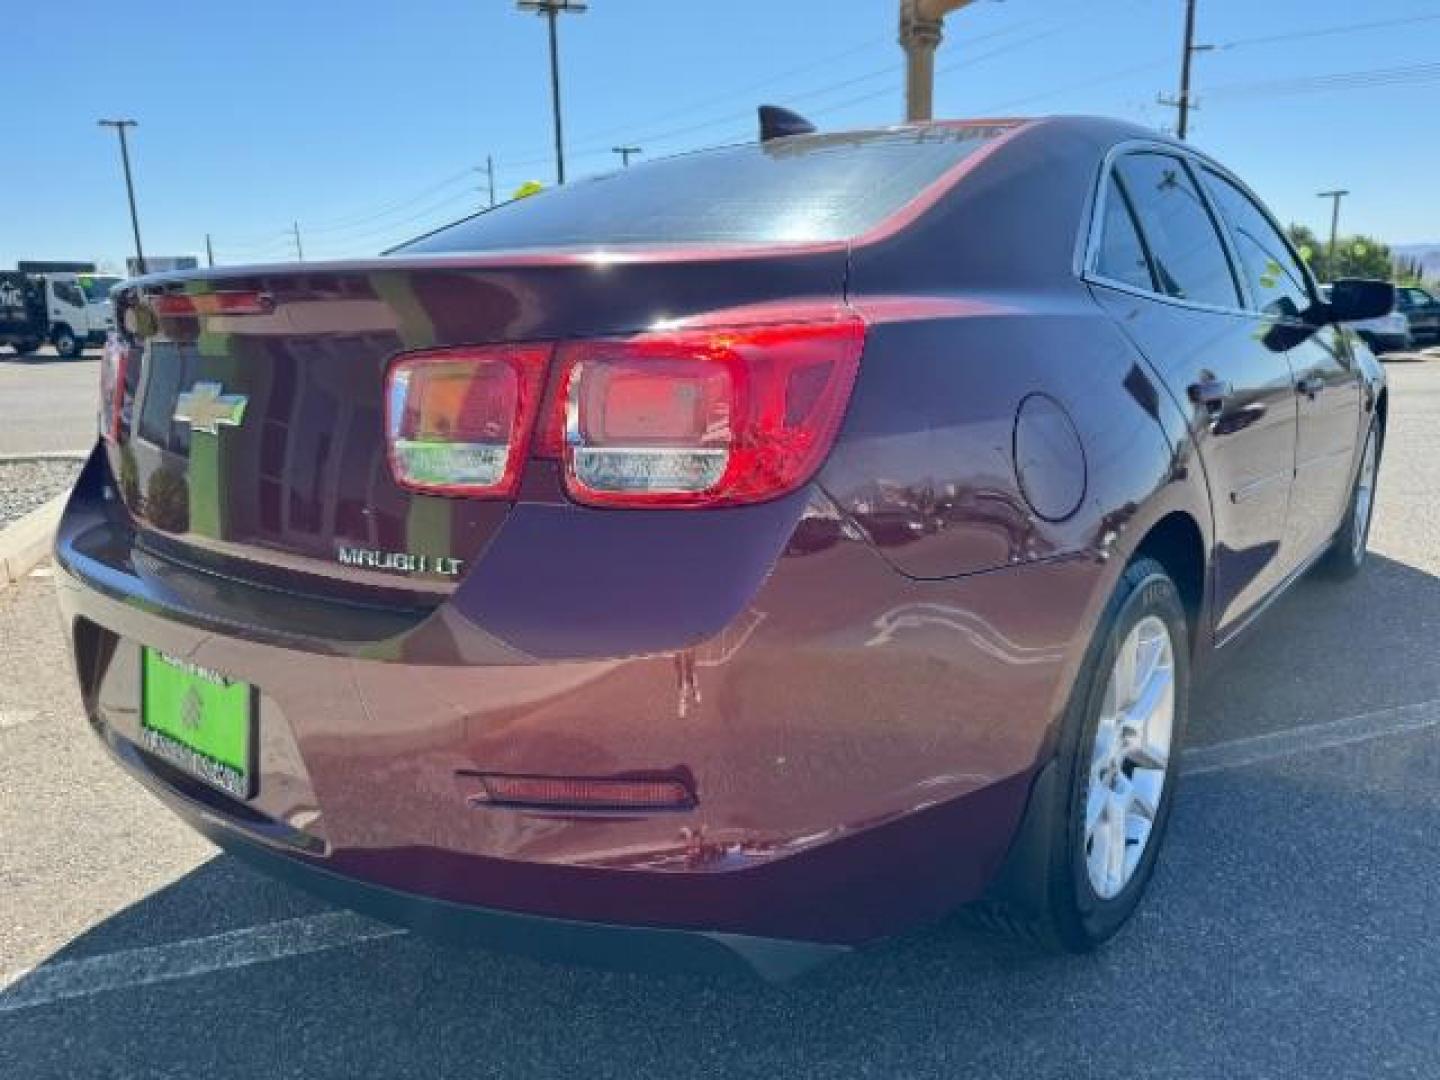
[2,358,1438,1078]
[0,346,101,456]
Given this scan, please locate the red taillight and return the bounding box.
[384,344,551,497]
[148,291,274,317]
[470,773,695,812]
[549,317,865,507]
[382,316,864,507]
[98,334,129,441]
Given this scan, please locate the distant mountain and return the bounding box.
[1393,243,1440,280]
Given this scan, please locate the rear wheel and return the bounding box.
[1319,418,1380,580]
[53,326,81,358]
[972,557,1189,951]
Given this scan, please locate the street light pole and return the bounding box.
[612,145,641,167]
[1318,189,1350,275]
[898,0,977,122]
[517,0,587,185]
[98,119,146,276]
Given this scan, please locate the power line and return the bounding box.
[804,12,1090,121]
[1216,11,1440,52]
[559,7,1075,159]
[300,188,485,244]
[977,58,1172,114]
[296,169,476,233]
[550,32,895,155]
[215,0,1159,258]
[1204,60,1440,101]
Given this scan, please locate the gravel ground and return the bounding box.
[0,459,81,528]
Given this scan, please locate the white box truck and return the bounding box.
[0,270,120,357]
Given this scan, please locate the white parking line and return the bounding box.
[1184,697,1440,775]
[0,912,404,1015]
[2,696,1437,1014]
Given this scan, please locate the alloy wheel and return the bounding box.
[1083,614,1175,900]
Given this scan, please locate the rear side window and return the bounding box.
[397,127,1011,253]
[1114,153,1239,309]
[1200,169,1311,320]
[1094,176,1154,290]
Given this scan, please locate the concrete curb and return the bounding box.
[0,492,66,587]
[0,452,88,465]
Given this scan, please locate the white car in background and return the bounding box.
[1321,283,1411,354]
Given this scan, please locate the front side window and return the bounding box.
[1094,176,1154,290]
[53,280,83,307]
[78,276,120,303]
[1200,169,1312,320]
[1114,153,1239,309]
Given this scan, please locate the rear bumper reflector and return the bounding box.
[464,772,696,812]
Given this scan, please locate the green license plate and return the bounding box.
[140,648,255,799]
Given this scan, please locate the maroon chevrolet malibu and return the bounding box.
[58,115,1391,978]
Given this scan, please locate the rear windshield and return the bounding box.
[396,126,1012,254]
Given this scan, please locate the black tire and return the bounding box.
[1318,417,1380,580]
[53,326,81,359]
[970,556,1190,952]
[11,338,40,356]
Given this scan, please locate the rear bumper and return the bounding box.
[93,720,844,980]
[55,446,1099,968]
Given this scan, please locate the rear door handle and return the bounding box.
[1187,375,1232,412]
[1296,374,1325,398]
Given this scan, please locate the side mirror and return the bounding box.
[1326,278,1395,323]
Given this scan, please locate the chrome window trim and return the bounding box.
[1194,160,1322,316]
[1077,138,1316,323]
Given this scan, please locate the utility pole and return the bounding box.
[205,233,215,268]
[292,221,305,262]
[97,119,146,276]
[483,155,496,206]
[1318,190,1350,275]
[612,145,641,167]
[517,0,587,185]
[898,0,978,122]
[1176,0,1197,139]
[1158,0,1211,139]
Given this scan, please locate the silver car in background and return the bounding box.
[1322,283,1411,353]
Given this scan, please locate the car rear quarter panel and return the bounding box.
[825,116,1216,659]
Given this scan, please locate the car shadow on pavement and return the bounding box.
[1188,552,1440,746]
[6,554,1440,1077]
[0,350,94,365]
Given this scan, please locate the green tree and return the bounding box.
[1286,224,1393,282]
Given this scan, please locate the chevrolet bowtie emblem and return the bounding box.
[174,381,248,435]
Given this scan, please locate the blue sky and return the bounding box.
[4,0,1438,271]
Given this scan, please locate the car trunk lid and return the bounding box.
[105,250,848,604]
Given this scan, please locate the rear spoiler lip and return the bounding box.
[117,241,850,292]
